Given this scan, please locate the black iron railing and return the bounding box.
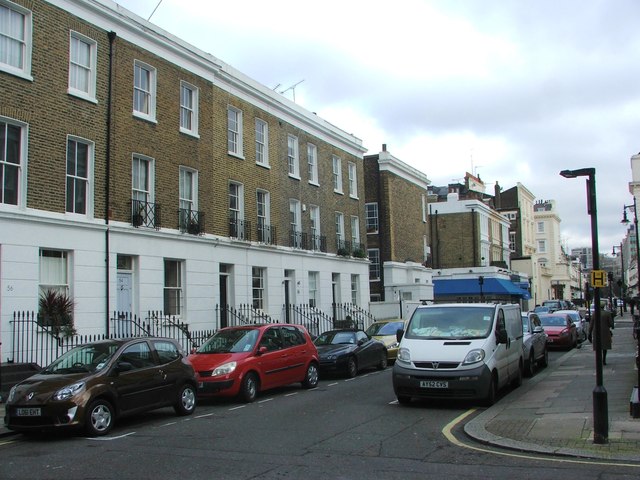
[179,208,204,235]
[229,217,251,241]
[132,199,161,229]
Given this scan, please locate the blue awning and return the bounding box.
[434,278,531,299]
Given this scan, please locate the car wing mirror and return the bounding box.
[257,346,268,356]
[396,329,404,342]
[533,326,544,333]
[115,361,134,373]
[496,328,508,344]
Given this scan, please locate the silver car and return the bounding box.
[555,309,587,342]
[521,313,548,377]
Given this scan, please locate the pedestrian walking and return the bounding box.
[588,308,614,364]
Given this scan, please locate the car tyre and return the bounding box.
[346,356,358,378]
[524,351,535,377]
[397,395,411,406]
[511,361,523,388]
[483,374,498,407]
[174,383,197,416]
[377,352,388,370]
[240,372,259,403]
[85,398,114,437]
[302,362,319,389]
[540,348,549,368]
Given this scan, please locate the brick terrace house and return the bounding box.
[363,145,433,314]
[0,0,371,351]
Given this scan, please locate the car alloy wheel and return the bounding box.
[86,399,114,436]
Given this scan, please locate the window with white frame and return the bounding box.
[368,249,380,280]
[164,259,183,316]
[256,189,271,242]
[350,216,360,247]
[252,267,265,310]
[351,274,359,305]
[229,181,245,239]
[66,137,93,215]
[132,154,154,224]
[287,135,299,178]
[132,155,153,204]
[133,60,156,121]
[348,162,357,198]
[227,106,243,157]
[308,271,319,308]
[537,240,547,253]
[290,199,302,248]
[335,211,345,247]
[421,194,427,222]
[39,249,69,297]
[255,119,268,166]
[537,221,545,233]
[0,118,26,206]
[0,1,32,79]
[365,203,378,233]
[307,143,318,184]
[332,155,342,193]
[309,205,320,250]
[509,231,516,252]
[68,31,96,101]
[179,167,197,229]
[179,81,198,136]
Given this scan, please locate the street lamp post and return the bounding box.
[560,167,608,444]
[622,198,640,418]
[622,197,640,298]
[612,244,624,316]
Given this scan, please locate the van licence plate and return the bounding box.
[420,380,448,389]
[16,408,41,417]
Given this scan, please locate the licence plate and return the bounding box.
[16,408,41,417]
[420,380,448,389]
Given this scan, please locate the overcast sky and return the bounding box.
[115,0,640,258]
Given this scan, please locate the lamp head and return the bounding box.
[621,209,630,224]
[559,167,595,179]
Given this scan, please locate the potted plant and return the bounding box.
[38,289,77,337]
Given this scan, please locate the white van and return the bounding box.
[392,303,523,406]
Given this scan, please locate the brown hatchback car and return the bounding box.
[4,337,197,436]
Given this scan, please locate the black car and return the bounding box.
[4,337,197,436]
[314,328,387,378]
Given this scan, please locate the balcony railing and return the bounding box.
[256,223,277,245]
[290,230,307,249]
[336,238,352,256]
[132,199,161,230]
[229,217,251,241]
[309,233,327,252]
[178,208,204,235]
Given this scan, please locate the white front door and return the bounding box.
[117,273,133,335]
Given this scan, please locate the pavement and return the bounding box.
[1,312,639,464]
[465,310,640,462]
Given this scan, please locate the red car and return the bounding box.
[188,324,319,402]
[539,313,578,349]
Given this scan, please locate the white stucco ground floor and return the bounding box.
[0,210,371,357]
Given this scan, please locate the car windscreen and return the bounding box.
[405,307,494,340]
[42,343,119,374]
[315,331,356,345]
[539,315,566,327]
[197,328,259,353]
[366,321,404,336]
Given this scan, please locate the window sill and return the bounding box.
[179,128,200,139]
[133,111,158,124]
[228,151,245,160]
[68,90,98,104]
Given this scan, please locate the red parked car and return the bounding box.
[539,313,578,349]
[188,324,319,402]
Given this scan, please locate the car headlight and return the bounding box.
[463,349,485,365]
[7,385,17,403]
[211,361,237,377]
[389,342,399,349]
[397,347,411,363]
[54,382,85,401]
